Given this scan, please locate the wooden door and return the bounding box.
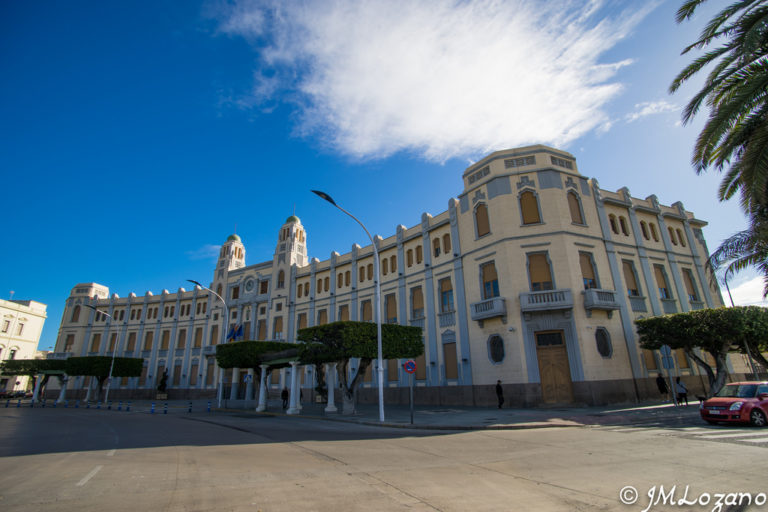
[535,331,574,404]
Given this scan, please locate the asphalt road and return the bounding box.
[1,407,766,511]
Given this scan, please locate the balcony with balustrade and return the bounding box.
[583,288,621,318]
[519,289,573,314]
[470,297,506,325]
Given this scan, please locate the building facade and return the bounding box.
[51,145,750,405]
[1,298,47,392]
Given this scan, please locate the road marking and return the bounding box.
[106,449,116,457]
[76,465,103,487]
[698,432,767,439]
[740,437,768,443]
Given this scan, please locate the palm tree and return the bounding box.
[709,205,768,295]
[670,0,768,212]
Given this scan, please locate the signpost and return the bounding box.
[403,359,417,424]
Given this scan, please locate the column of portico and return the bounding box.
[230,368,240,400]
[56,377,68,404]
[245,368,255,401]
[32,373,44,402]
[325,363,337,413]
[256,364,269,411]
[286,361,301,414]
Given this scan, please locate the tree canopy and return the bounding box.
[215,341,298,369]
[636,306,768,395]
[65,356,143,378]
[0,358,67,376]
[297,321,423,414]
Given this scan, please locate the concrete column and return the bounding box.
[325,363,337,413]
[245,368,255,401]
[32,373,43,402]
[287,361,300,415]
[56,377,68,404]
[83,378,93,403]
[256,365,268,412]
[230,368,241,400]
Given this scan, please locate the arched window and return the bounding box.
[640,221,650,240]
[345,270,350,286]
[608,214,619,234]
[567,192,584,225]
[324,277,329,291]
[443,234,451,254]
[407,249,413,267]
[619,216,630,236]
[317,278,322,292]
[520,191,541,225]
[382,257,389,275]
[359,266,365,282]
[71,305,81,323]
[277,270,285,288]
[416,246,423,264]
[475,203,491,236]
[433,238,441,257]
[677,228,686,247]
[337,274,343,288]
[650,223,659,242]
[367,263,373,280]
[298,283,303,297]
[668,227,678,245]
[390,255,396,274]
[216,284,223,296]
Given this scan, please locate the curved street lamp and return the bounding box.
[312,190,385,423]
[84,304,119,403]
[188,279,229,407]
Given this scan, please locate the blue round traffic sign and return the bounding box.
[403,359,417,374]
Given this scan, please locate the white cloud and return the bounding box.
[214,0,654,162]
[728,275,768,307]
[624,100,678,123]
[186,244,221,261]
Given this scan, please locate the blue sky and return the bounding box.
[1,0,761,351]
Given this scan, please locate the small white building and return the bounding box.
[0,298,47,392]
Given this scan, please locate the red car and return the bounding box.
[700,381,768,426]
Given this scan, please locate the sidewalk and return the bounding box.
[214,398,703,430]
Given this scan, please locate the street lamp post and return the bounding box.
[84,304,119,403]
[188,279,229,408]
[312,190,385,423]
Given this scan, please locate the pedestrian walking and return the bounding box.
[281,387,289,409]
[675,377,688,406]
[656,373,669,401]
[495,380,504,409]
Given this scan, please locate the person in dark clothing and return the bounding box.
[675,377,688,406]
[495,380,504,409]
[656,374,669,401]
[281,387,289,409]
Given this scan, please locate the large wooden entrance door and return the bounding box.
[535,330,574,404]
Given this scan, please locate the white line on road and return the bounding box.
[740,437,768,443]
[698,432,767,439]
[76,465,103,487]
[106,449,116,457]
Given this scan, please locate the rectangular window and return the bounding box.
[90,333,101,352]
[109,333,118,352]
[260,281,268,294]
[642,349,657,371]
[143,331,154,351]
[16,323,24,336]
[211,325,219,345]
[682,268,700,302]
[528,253,553,291]
[654,265,671,299]
[385,294,397,324]
[317,309,328,325]
[1,320,9,333]
[173,364,182,386]
[411,286,424,319]
[338,304,349,321]
[126,332,137,352]
[189,363,199,386]
[675,348,690,369]
[161,330,170,350]
[361,300,373,322]
[444,342,458,380]
[481,262,500,299]
[579,252,597,289]
[177,329,186,349]
[232,286,240,300]
[439,278,454,312]
[206,359,215,386]
[194,328,202,348]
[622,261,640,296]
[273,317,283,339]
[388,359,399,381]
[257,320,266,340]
[64,334,75,352]
[415,352,426,380]
[297,313,307,331]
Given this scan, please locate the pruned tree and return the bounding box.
[0,358,67,396]
[215,340,298,386]
[297,321,423,414]
[636,307,768,396]
[65,356,143,402]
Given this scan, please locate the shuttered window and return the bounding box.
[528,253,553,291]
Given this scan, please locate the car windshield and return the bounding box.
[716,384,758,398]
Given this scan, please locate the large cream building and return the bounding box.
[51,145,749,405]
[1,298,47,392]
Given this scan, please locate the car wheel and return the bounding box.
[750,409,767,427]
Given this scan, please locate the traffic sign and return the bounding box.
[403,359,417,374]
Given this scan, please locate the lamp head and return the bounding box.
[311,190,337,206]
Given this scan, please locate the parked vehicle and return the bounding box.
[700,381,768,426]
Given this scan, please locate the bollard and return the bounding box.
[86,400,90,409]
[163,403,168,415]
[207,401,211,413]
[74,400,79,408]
[97,401,102,410]
[188,401,192,413]
[117,401,122,411]
[126,401,131,412]
[17,399,21,408]
[107,401,112,410]
[151,402,155,414]
[64,400,69,408]
[53,400,57,408]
